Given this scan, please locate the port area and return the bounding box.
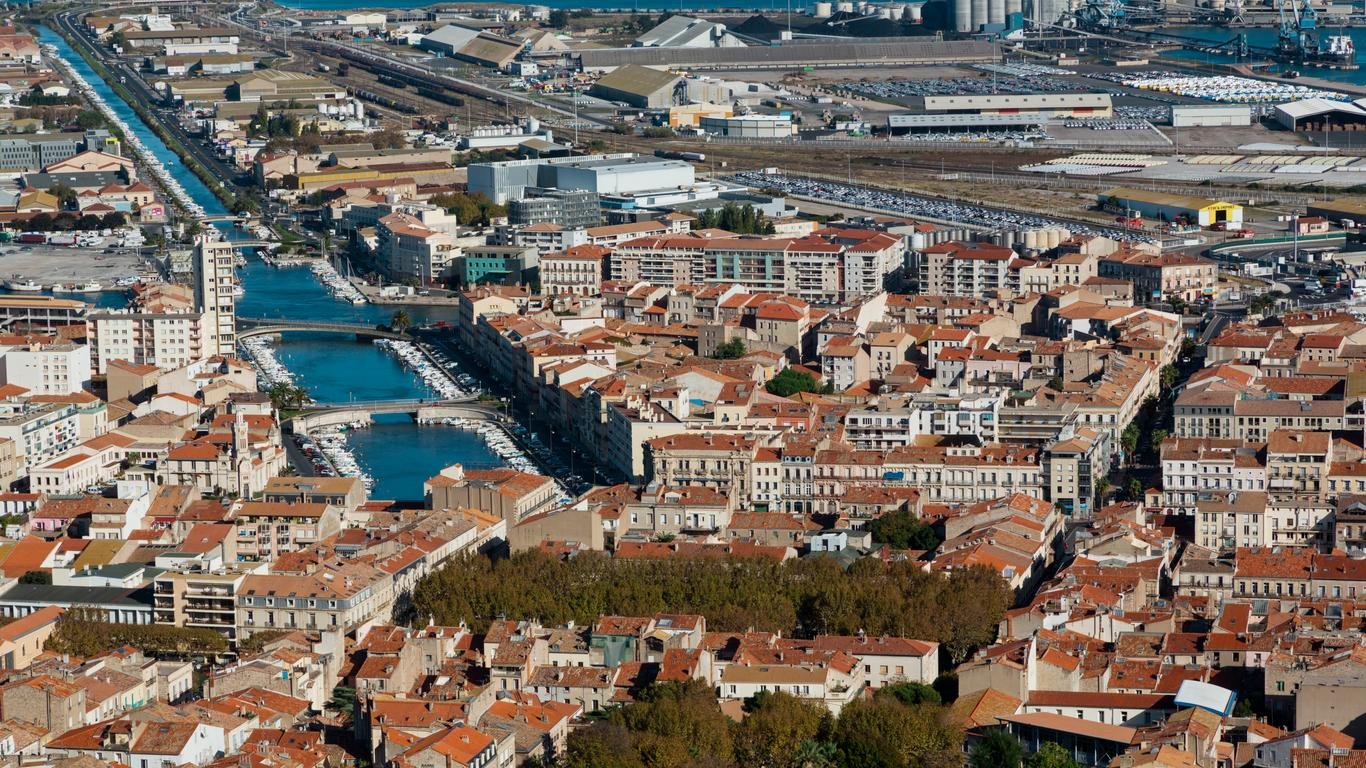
[0,243,151,288]
[347,277,464,306]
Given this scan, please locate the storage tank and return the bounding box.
[911,232,929,250]
[837,1,855,11]
[971,0,987,28]
[955,0,972,31]
[877,7,892,17]
[888,4,905,18]
[857,0,869,11]
[908,2,924,20]
[988,0,1005,24]
[1024,229,1041,250]
[1005,0,1022,16]
[814,1,834,15]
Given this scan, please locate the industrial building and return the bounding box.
[1305,199,1366,226]
[588,65,685,108]
[919,93,1113,119]
[697,114,797,138]
[574,39,999,72]
[1099,188,1243,228]
[468,154,696,204]
[419,24,523,69]
[953,0,1026,31]
[633,15,745,48]
[888,113,1046,135]
[1274,98,1366,133]
[1169,104,1252,128]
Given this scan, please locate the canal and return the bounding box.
[38,26,505,500]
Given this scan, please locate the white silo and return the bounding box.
[971,0,988,28]
[988,0,1005,24]
[814,1,834,16]
[908,3,924,20]
[1024,230,1040,250]
[837,1,855,12]
[955,0,973,31]
[1005,0,1022,17]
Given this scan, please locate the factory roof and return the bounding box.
[1101,187,1239,212]
[578,39,998,70]
[633,15,729,47]
[1275,98,1366,120]
[889,113,1048,128]
[421,23,480,50]
[592,65,683,97]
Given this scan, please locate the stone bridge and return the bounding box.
[289,398,505,432]
[237,318,410,341]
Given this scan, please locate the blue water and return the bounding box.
[1165,25,1366,86]
[39,25,502,500]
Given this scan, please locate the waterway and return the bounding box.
[1165,25,1366,85]
[38,25,504,501]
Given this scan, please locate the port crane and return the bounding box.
[1275,0,1355,65]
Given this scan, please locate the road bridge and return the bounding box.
[290,398,502,432]
[236,318,409,340]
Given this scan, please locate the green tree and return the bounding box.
[1026,742,1082,768]
[326,685,357,726]
[75,110,105,129]
[766,369,825,398]
[734,691,828,768]
[1160,364,1178,390]
[866,509,940,551]
[49,183,76,209]
[267,383,311,411]
[834,697,962,768]
[1095,477,1111,505]
[1127,477,1144,501]
[548,8,569,27]
[711,338,746,360]
[941,566,1012,664]
[879,682,942,707]
[18,570,50,585]
[1149,428,1169,457]
[970,729,1023,768]
[1120,423,1139,456]
[390,309,412,333]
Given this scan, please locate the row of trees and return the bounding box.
[413,550,1012,663]
[693,202,778,235]
[429,191,506,227]
[23,211,127,232]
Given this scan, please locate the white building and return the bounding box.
[194,237,237,358]
[0,402,81,474]
[0,341,91,396]
[697,114,797,138]
[88,310,208,374]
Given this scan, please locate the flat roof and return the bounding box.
[578,39,998,70]
[0,583,153,607]
[1000,712,1138,744]
[890,113,1047,127]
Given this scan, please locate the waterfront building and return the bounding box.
[193,236,238,359]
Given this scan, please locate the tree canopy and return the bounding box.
[866,509,941,551]
[711,338,746,359]
[563,682,963,768]
[767,369,829,398]
[694,202,777,235]
[413,550,1011,663]
[48,607,228,657]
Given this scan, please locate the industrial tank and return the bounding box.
[814,1,834,15]
[955,0,973,32]
[908,3,924,20]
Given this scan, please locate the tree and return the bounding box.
[267,383,311,411]
[1126,477,1144,501]
[1095,477,1111,505]
[711,338,746,360]
[1160,364,1178,390]
[834,697,962,768]
[734,692,828,768]
[1046,376,1064,391]
[18,570,50,585]
[548,8,569,27]
[1149,428,1169,457]
[766,369,825,398]
[970,729,1023,768]
[390,310,412,333]
[866,509,940,551]
[940,566,1012,665]
[326,685,357,726]
[642,126,675,139]
[879,683,942,707]
[75,110,105,130]
[1025,742,1081,768]
[1120,423,1139,456]
[49,183,76,209]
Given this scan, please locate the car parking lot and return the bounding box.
[730,170,1153,242]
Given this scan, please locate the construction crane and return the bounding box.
[1275,0,1355,65]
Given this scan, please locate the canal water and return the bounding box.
[38,26,504,500]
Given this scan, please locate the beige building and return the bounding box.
[233,500,343,562]
[425,464,559,523]
[153,570,246,642]
[237,564,394,637]
[541,245,608,298]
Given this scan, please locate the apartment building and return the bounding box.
[1160,437,1266,512]
[377,210,459,286]
[844,394,1002,450]
[88,309,207,374]
[0,401,81,474]
[1098,250,1217,303]
[916,241,1019,297]
[541,245,608,298]
[0,342,91,396]
[193,237,237,358]
[233,501,343,562]
[237,564,395,637]
[153,570,247,641]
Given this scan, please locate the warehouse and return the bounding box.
[576,39,999,72]
[919,93,1113,118]
[1274,98,1366,132]
[888,113,1046,135]
[697,114,796,138]
[1099,187,1242,228]
[468,153,696,204]
[589,65,685,108]
[1306,199,1366,226]
[1170,104,1252,128]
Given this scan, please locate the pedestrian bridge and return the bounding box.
[289,398,504,432]
[237,318,409,341]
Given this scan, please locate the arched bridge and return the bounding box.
[237,318,410,341]
[289,398,505,432]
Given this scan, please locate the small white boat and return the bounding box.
[5,279,42,292]
[74,281,102,293]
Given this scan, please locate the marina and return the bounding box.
[375,339,481,400]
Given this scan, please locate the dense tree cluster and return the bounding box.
[48,608,228,657]
[23,211,126,232]
[767,369,831,397]
[866,509,941,551]
[693,202,777,235]
[413,550,1012,663]
[710,338,747,359]
[429,191,506,227]
[563,681,964,768]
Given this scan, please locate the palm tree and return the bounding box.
[390,310,412,333]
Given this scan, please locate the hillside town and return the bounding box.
[0,0,1361,766]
